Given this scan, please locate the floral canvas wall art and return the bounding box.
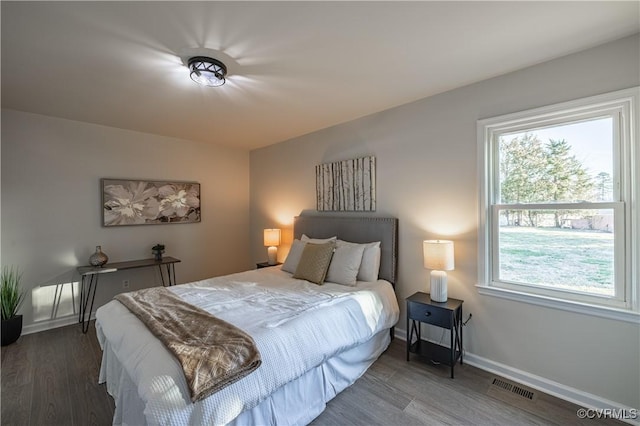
[102,179,201,226]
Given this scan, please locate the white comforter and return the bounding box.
[95,266,399,426]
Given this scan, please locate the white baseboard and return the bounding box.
[22,313,95,335]
[463,352,639,425]
[394,328,639,425]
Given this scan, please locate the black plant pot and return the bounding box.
[1,314,23,346]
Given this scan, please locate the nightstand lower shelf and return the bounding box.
[408,339,462,368]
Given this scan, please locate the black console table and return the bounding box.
[77,256,181,333]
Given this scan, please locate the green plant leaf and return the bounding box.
[1,266,24,320]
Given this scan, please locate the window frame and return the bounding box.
[477,87,639,322]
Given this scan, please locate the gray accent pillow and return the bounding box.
[301,234,337,244]
[281,239,306,273]
[293,242,335,284]
[326,241,366,286]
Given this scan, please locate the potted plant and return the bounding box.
[1,266,25,346]
[152,244,165,261]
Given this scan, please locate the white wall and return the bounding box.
[1,110,251,331]
[250,35,640,409]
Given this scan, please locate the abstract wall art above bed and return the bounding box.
[316,156,376,211]
[101,178,201,226]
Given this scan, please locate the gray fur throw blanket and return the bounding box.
[115,287,261,402]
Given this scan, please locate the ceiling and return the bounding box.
[2,2,638,150]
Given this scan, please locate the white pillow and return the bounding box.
[301,234,337,244]
[325,241,365,286]
[332,239,381,282]
[357,241,381,282]
[281,239,307,273]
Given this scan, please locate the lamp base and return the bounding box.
[267,246,278,265]
[430,270,448,302]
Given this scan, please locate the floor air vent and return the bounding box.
[492,378,514,392]
[489,377,537,403]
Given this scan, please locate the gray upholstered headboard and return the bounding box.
[293,214,398,285]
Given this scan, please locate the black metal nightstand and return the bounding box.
[256,262,282,269]
[406,292,463,378]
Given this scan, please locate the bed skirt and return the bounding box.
[98,326,391,426]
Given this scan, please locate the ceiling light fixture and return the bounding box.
[188,56,227,87]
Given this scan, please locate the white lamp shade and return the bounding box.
[263,229,281,247]
[423,240,455,271]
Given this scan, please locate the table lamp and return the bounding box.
[423,240,455,302]
[264,229,281,265]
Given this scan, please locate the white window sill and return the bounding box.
[476,284,640,324]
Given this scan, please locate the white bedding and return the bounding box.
[95,266,399,426]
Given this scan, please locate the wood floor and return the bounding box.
[1,322,620,426]
[1,321,114,426]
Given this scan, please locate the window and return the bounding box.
[478,88,638,319]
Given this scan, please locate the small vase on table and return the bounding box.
[89,246,109,267]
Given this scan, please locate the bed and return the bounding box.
[95,214,399,425]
